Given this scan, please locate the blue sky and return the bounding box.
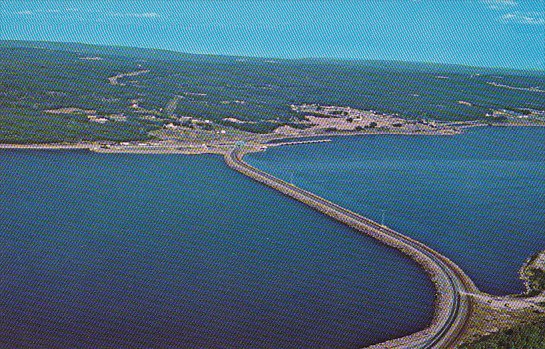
[1,0,543,70]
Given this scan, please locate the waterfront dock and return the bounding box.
[268,139,332,147]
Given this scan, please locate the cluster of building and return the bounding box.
[285,104,452,134]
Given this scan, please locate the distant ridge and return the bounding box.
[0,40,253,64]
[295,57,544,76]
[1,40,542,76]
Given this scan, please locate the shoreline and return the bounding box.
[2,122,543,155]
[2,125,544,295]
[1,123,544,347]
[2,126,543,288]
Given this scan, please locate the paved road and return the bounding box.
[225,148,478,349]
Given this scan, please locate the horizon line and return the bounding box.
[1,38,543,73]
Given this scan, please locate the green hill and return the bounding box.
[1,40,543,143]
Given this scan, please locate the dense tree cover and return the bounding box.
[460,319,545,349]
[1,40,543,143]
[526,268,545,296]
[521,252,545,297]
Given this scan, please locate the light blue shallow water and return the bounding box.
[0,150,434,349]
[247,127,545,296]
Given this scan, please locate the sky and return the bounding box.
[1,0,544,70]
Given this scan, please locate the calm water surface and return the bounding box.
[248,127,545,295]
[0,151,434,349]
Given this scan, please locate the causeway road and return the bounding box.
[225,147,479,349]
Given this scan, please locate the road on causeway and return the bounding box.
[225,147,479,349]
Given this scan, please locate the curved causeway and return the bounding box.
[225,147,480,349]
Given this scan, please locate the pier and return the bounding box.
[267,139,332,147]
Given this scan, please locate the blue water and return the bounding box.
[0,150,434,349]
[248,127,545,296]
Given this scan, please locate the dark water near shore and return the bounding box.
[248,127,545,296]
[0,151,434,348]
